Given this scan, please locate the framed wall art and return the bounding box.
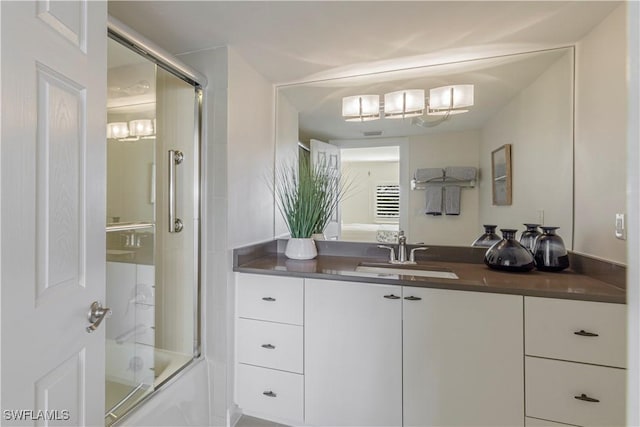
[491,144,512,205]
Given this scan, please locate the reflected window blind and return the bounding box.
[375,184,400,219]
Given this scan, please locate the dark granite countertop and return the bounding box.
[233,241,626,304]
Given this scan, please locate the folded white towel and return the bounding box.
[425,186,443,215]
[444,185,461,215]
[445,166,477,181]
[415,168,444,182]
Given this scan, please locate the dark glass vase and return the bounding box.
[472,225,501,247]
[484,229,536,272]
[519,223,541,252]
[532,226,570,272]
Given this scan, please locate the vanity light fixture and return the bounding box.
[342,84,473,126]
[106,122,130,139]
[342,94,380,122]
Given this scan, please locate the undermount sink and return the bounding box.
[355,263,459,280]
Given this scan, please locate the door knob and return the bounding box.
[86,301,112,333]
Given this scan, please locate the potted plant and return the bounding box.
[274,156,348,259]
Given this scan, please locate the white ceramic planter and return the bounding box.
[285,238,318,260]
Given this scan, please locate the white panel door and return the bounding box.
[305,278,402,426]
[1,2,107,426]
[310,139,341,239]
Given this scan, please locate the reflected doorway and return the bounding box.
[340,146,400,242]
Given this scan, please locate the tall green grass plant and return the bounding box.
[274,156,349,238]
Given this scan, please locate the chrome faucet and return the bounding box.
[397,230,408,263]
[378,230,428,264]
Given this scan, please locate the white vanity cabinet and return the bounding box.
[234,272,627,427]
[403,287,524,427]
[304,278,403,427]
[524,297,626,427]
[235,273,304,424]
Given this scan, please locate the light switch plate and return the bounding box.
[615,213,626,240]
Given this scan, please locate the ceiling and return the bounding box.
[107,1,620,85]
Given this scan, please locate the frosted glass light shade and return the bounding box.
[342,95,380,121]
[106,122,129,139]
[129,119,154,136]
[428,85,474,115]
[384,89,425,119]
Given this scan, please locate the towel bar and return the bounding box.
[411,178,476,190]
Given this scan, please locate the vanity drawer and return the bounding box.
[237,273,303,325]
[236,363,303,423]
[525,356,625,427]
[237,318,303,374]
[525,297,626,367]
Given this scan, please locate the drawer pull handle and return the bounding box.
[404,296,422,301]
[574,330,599,337]
[263,391,277,398]
[384,294,401,300]
[262,297,276,302]
[574,393,600,403]
[261,344,276,350]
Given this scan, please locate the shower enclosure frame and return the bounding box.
[106,15,205,422]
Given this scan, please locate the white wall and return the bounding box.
[227,49,275,248]
[479,50,573,245]
[407,130,481,246]
[574,4,627,263]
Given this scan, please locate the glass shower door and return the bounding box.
[152,65,199,380]
[105,36,200,425]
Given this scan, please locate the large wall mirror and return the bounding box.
[275,47,574,248]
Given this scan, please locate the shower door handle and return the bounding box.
[168,150,184,233]
[86,301,112,333]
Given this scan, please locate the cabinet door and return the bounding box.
[305,279,402,426]
[403,287,524,427]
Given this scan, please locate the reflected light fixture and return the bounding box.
[384,89,425,119]
[427,85,474,115]
[342,95,380,122]
[414,84,474,128]
[129,119,154,136]
[342,84,474,128]
[106,122,129,139]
